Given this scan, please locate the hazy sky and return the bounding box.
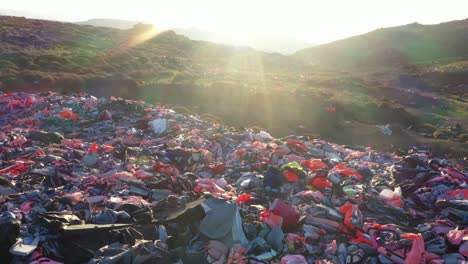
[3,0,468,44]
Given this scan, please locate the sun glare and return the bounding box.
[126,26,161,47]
[230,32,251,46]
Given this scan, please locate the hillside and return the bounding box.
[0,16,299,95]
[0,15,467,156]
[295,19,468,69]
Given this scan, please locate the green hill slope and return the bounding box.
[294,19,468,69]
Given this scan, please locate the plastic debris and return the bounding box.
[0,92,465,263]
[148,118,167,134]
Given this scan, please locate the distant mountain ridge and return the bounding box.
[76,18,141,30]
[76,18,314,54]
[171,28,313,54]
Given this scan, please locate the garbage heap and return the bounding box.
[0,92,467,264]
